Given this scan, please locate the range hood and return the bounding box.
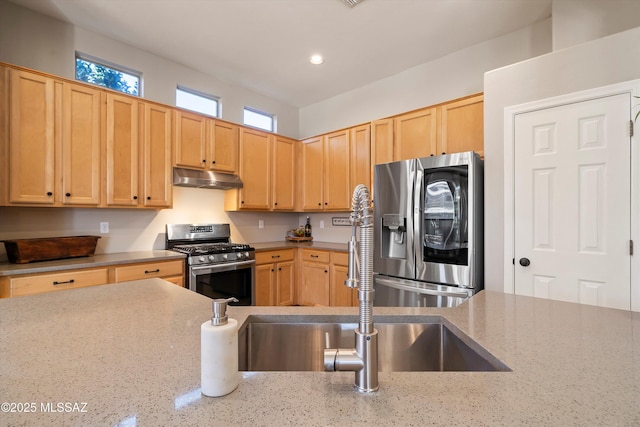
[172,167,243,190]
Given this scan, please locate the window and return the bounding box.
[243,107,275,132]
[176,86,219,117]
[75,53,140,96]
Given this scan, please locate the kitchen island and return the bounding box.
[1,279,639,426]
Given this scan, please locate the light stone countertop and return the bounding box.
[1,279,639,426]
[0,250,186,276]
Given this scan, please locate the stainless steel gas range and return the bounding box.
[165,223,255,305]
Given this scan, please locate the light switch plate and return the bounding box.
[99,222,109,233]
[332,217,351,226]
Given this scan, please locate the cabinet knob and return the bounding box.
[133,196,138,200]
[202,159,206,163]
[318,202,321,206]
[241,201,245,204]
[441,152,446,155]
[274,202,278,206]
[46,192,53,196]
[278,267,282,271]
[65,192,71,197]
[211,160,216,164]
[147,196,151,200]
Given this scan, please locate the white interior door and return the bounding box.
[513,93,631,310]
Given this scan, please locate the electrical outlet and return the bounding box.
[258,220,264,229]
[99,222,109,234]
[319,220,325,229]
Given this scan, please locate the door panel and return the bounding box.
[514,94,631,310]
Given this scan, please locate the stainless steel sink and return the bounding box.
[238,316,509,372]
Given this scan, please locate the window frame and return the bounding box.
[74,52,142,96]
[243,106,276,132]
[176,85,221,118]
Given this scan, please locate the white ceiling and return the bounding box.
[8,0,552,108]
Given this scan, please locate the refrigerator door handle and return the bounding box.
[376,276,471,299]
[413,168,423,273]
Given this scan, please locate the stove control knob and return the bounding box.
[208,255,215,262]
[222,254,229,260]
[237,252,243,259]
[245,251,250,258]
[199,256,206,263]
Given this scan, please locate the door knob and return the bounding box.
[519,258,531,267]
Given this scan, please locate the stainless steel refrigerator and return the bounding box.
[373,151,483,307]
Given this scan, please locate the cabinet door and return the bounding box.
[10,268,108,297]
[371,118,394,166]
[62,83,101,206]
[276,260,295,306]
[255,263,275,306]
[324,130,351,210]
[438,94,484,157]
[272,135,296,210]
[209,120,238,173]
[9,70,55,204]
[143,103,173,207]
[238,127,271,210]
[350,124,371,191]
[301,136,323,210]
[330,263,356,307]
[106,93,139,206]
[174,110,207,169]
[299,262,330,306]
[394,108,437,160]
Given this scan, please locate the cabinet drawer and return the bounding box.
[300,249,330,263]
[255,249,295,265]
[331,251,348,266]
[113,260,184,282]
[10,268,109,297]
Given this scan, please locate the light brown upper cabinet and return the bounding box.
[174,110,238,174]
[299,136,324,211]
[225,129,296,212]
[394,107,438,160]
[371,93,484,167]
[174,110,207,170]
[350,124,372,192]
[371,118,394,166]
[105,93,139,207]
[142,103,173,208]
[272,135,296,211]
[225,127,271,210]
[437,94,484,158]
[299,131,350,212]
[3,69,101,207]
[209,120,238,173]
[62,83,102,206]
[105,94,173,209]
[323,129,351,210]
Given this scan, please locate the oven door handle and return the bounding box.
[190,260,256,274]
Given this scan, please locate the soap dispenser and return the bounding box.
[201,297,239,397]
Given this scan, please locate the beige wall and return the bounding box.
[298,18,552,139]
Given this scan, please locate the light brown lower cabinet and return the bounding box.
[255,249,295,306]
[330,251,357,307]
[0,259,185,298]
[296,248,354,307]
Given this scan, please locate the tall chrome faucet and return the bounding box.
[323,184,379,393]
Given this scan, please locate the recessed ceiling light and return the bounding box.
[310,54,324,65]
